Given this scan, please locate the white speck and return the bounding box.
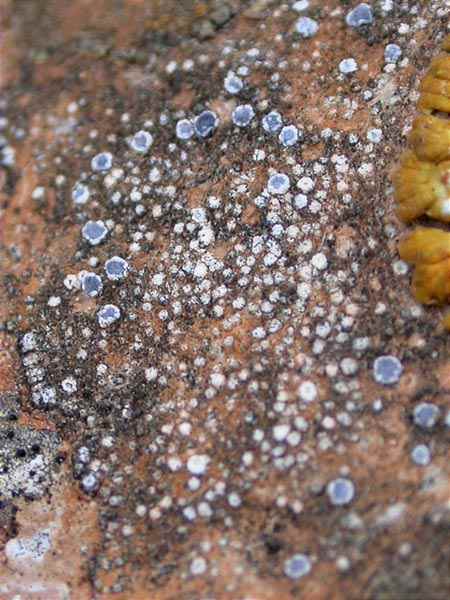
[145,367,158,381]
[297,282,311,302]
[31,186,45,200]
[129,130,153,153]
[183,506,197,521]
[82,220,108,246]
[198,225,215,246]
[384,43,402,63]
[176,119,195,140]
[97,304,121,327]
[262,110,283,134]
[340,357,358,376]
[376,503,406,527]
[411,444,431,466]
[47,296,61,307]
[392,260,408,276]
[346,3,373,27]
[279,124,299,147]
[192,207,207,223]
[292,0,309,12]
[72,182,90,205]
[327,477,355,506]
[252,326,266,339]
[367,128,383,143]
[336,556,351,572]
[322,416,335,430]
[179,422,192,436]
[224,70,244,94]
[191,557,207,576]
[228,492,242,508]
[373,355,403,385]
[194,261,208,279]
[64,273,80,291]
[198,501,213,518]
[284,553,311,579]
[187,454,210,476]
[61,376,77,394]
[211,372,225,388]
[232,104,255,127]
[91,152,113,172]
[298,381,317,402]
[316,322,331,339]
[273,424,290,442]
[152,273,165,286]
[294,194,308,210]
[268,172,290,195]
[339,58,358,74]
[311,253,328,270]
[188,477,200,491]
[105,256,129,281]
[5,530,52,567]
[168,456,182,472]
[149,166,162,182]
[297,176,315,193]
[295,16,319,38]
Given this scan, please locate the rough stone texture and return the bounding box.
[1,1,450,599]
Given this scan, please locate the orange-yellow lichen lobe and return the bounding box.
[393,151,449,223]
[395,36,450,330]
[442,311,450,331]
[410,263,450,304]
[430,53,450,78]
[409,114,450,163]
[399,228,450,304]
[417,53,450,113]
[443,34,450,52]
[399,227,450,264]
[418,78,450,114]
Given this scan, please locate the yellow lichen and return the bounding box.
[399,227,450,266]
[409,114,450,163]
[428,53,450,81]
[416,53,450,114]
[399,228,450,304]
[443,34,450,53]
[394,151,450,223]
[418,73,450,114]
[394,36,450,329]
[442,311,450,330]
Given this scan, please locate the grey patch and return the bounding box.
[0,424,60,500]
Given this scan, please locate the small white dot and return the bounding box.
[311,253,328,270]
[187,454,210,476]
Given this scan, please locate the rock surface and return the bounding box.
[1,1,450,598]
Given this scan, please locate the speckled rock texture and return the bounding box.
[1,1,450,599]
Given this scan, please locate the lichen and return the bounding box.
[399,227,450,304]
[395,35,450,328]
